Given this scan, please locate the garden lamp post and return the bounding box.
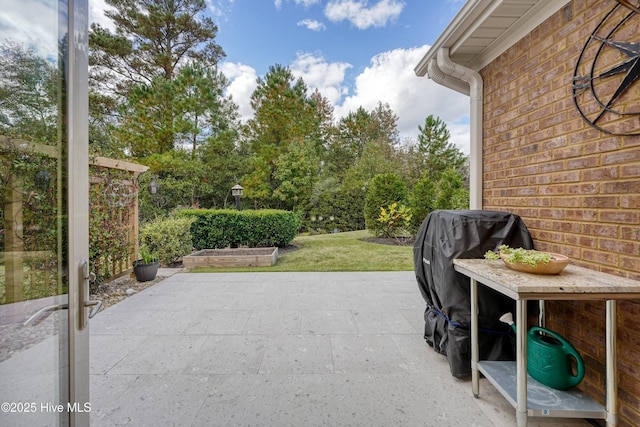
[148,176,159,194]
[231,184,243,210]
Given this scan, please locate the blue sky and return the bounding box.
[0,0,470,151]
[203,0,472,151]
[214,1,461,80]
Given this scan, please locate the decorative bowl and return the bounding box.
[500,252,570,275]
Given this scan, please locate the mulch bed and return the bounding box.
[91,272,169,313]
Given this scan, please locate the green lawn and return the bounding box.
[194,230,414,272]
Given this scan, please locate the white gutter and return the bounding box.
[427,57,470,96]
[433,47,483,210]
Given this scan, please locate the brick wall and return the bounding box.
[480,1,640,425]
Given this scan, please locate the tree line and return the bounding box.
[1,0,469,235]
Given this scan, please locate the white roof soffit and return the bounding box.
[415,0,567,81]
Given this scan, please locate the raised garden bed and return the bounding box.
[183,247,278,268]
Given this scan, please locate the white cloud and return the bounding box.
[334,45,470,153]
[448,123,472,156]
[207,0,236,19]
[219,62,259,122]
[86,0,470,153]
[221,47,470,154]
[324,0,404,29]
[290,53,352,105]
[275,0,321,9]
[90,0,116,30]
[0,0,59,57]
[297,19,326,31]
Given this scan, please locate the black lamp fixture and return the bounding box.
[35,170,51,191]
[231,184,243,210]
[148,176,159,194]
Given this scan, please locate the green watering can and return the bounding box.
[500,312,585,390]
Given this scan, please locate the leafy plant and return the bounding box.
[484,245,552,267]
[483,249,501,261]
[138,248,158,264]
[364,173,407,235]
[377,202,412,238]
[139,215,195,265]
[89,167,137,280]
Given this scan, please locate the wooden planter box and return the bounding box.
[183,247,278,268]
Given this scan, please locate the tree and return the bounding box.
[326,102,399,180]
[115,75,177,156]
[243,64,321,207]
[89,0,224,95]
[416,115,467,182]
[328,107,368,175]
[342,141,398,192]
[198,129,249,208]
[309,89,335,149]
[89,0,226,154]
[138,151,207,221]
[434,168,469,210]
[0,41,58,141]
[273,138,320,211]
[174,63,238,155]
[116,63,237,157]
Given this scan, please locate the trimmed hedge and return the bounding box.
[180,209,300,249]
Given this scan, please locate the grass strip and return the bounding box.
[193,230,414,272]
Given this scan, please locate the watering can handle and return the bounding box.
[530,327,585,387]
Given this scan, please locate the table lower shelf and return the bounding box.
[478,361,605,419]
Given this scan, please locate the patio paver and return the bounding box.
[90,272,592,426]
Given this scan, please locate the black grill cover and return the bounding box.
[413,210,534,378]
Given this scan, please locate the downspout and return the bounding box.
[434,48,483,210]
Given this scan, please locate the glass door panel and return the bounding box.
[0,0,89,425]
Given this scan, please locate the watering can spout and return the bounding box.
[499,312,517,334]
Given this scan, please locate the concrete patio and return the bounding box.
[90,271,591,426]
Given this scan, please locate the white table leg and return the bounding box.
[606,300,617,427]
[516,299,528,427]
[471,278,479,397]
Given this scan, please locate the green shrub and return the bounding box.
[377,202,412,238]
[139,215,196,265]
[408,176,436,233]
[364,173,407,234]
[181,209,300,249]
[434,168,469,211]
[307,179,366,233]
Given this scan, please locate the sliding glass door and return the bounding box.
[0,0,90,425]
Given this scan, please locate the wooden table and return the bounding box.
[453,259,640,427]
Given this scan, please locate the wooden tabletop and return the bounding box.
[453,259,640,300]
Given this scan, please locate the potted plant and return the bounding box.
[132,248,159,282]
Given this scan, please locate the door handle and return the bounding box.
[23,303,69,326]
[79,260,102,330]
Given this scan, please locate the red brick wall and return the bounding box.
[480,1,640,425]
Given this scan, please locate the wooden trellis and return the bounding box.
[89,157,149,279]
[1,136,148,303]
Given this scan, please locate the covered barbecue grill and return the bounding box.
[413,210,534,377]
